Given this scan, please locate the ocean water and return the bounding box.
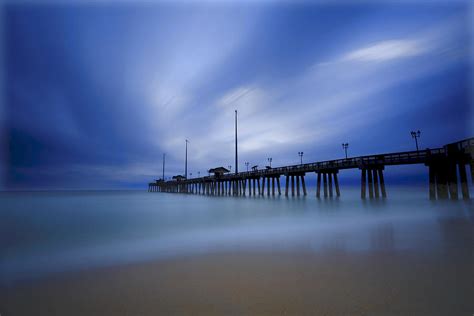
[1,187,473,286]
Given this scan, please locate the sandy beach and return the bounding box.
[2,250,473,316]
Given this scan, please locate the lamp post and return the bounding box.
[185,139,190,179]
[235,110,238,174]
[228,165,232,172]
[298,152,304,165]
[190,173,192,178]
[162,153,166,180]
[342,143,349,159]
[245,162,249,172]
[267,158,272,168]
[411,130,421,151]
[198,171,200,178]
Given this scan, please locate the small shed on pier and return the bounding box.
[208,167,230,177]
[172,175,186,181]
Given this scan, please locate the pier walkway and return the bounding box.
[149,137,474,200]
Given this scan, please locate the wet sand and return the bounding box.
[2,250,473,316]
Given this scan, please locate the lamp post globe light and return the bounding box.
[245,162,249,172]
[298,152,304,164]
[342,143,349,159]
[411,130,421,151]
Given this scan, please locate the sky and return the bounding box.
[0,0,473,190]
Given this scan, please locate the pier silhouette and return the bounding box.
[149,137,473,200]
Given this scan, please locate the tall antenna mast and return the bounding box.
[185,139,189,179]
[235,110,238,174]
[162,153,165,180]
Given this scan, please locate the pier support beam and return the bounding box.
[277,176,281,195]
[361,167,385,199]
[436,166,449,199]
[447,163,458,200]
[296,175,300,196]
[301,175,307,196]
[361,169,367,199]
[267,177,270,196]
[285,175,289,197]
[429,165,436,200]
[291,175,295,197]
[334,173,340,197]
[316,172,321,198]
[316,171,339,199]
[471,162,474,182]
[373,169,380,198]
[459,163,470,200]
[428,161,471,200]
[367,169,374,199]
[328,173,333,197]
[323,173,328,198]
[378,169,386,198]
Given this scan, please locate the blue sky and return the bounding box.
[1,0,473,189]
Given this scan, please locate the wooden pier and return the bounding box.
[149,137,474,200]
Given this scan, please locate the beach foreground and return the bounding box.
[2,250,473,316]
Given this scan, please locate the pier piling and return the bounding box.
[316,172,321,198]
[459,163,470,199]
[291,175,295,196]
[334,172,340,197]
[328,173,333,198]
[296,175,300,196]
[323,173,328,198]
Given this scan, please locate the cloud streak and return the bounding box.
[342,39,425,62]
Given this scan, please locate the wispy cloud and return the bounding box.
[144,11,470,173]
[342,39,425,62]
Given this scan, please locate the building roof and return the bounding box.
[208,167,230,174]
[172,175,186,180]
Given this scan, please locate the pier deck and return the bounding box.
[149,137,474,200]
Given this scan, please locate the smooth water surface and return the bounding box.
[1,187,473,285]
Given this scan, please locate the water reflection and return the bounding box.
[370,223,395,252]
